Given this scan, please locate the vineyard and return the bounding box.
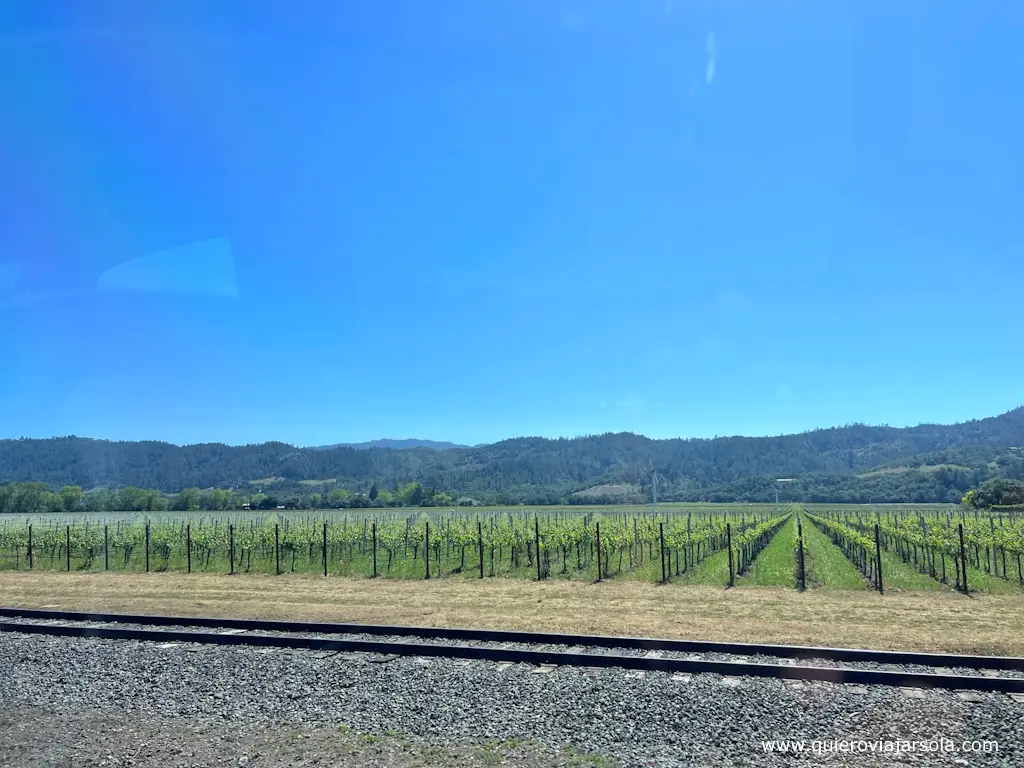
[805,506,1024,594]
[1,504,1022,594]
[0,506,785,585]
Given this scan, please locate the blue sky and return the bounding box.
[1,1,1021,447]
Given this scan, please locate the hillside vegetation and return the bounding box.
[1,407,1023,505]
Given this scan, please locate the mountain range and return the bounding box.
[310,439,470,451]
[1,407,1023,504]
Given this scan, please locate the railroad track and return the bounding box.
[2,606,1023,694]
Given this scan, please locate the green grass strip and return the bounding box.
[964,564,1024,595]
[737,515,797,587]
[876,548,945,592]
[674,545,732,586]
[801,515,868,590]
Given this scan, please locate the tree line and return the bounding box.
[962,478,1024,509]
[3,471,1024,512]
[0,481,465,514]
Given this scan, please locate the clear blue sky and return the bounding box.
[1,1,1021,447]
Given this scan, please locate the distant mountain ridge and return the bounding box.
[311,439,470,451]
[1,406,1022,503]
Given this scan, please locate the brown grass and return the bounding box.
[1,572,1022,656]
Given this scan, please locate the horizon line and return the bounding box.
[1,405,1020,450]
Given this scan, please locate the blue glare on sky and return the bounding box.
[97,238,238,297]
[0,1,1021,447]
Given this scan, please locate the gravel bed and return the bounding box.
[3,632,1023,767]
[11,618,1024,680]
[1,705,599,768]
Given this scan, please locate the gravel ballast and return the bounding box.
[2,632,1022,767]
[12,618,1024,680]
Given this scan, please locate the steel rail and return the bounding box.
[1,618,1023,694]
[1,606,1021,671]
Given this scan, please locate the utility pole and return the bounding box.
[776,478,794,510]
[770,479,794,514]
[652,468,658,517]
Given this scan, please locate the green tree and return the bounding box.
[368,482,379,501]
[398,482,424,507]
[16,482,48,513]
[59,486,84,512]
[174,487,202,511]
[971,477,1024,507]
[115,486,146,511]
[84,488,112,512]
[138,489,166,511]
[0,485,17,514]
[43,491,62,513]
[327,488,352,508]
[205,488,233,510]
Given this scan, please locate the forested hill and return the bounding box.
[310,439,469,451]
[1,406,1023,504]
